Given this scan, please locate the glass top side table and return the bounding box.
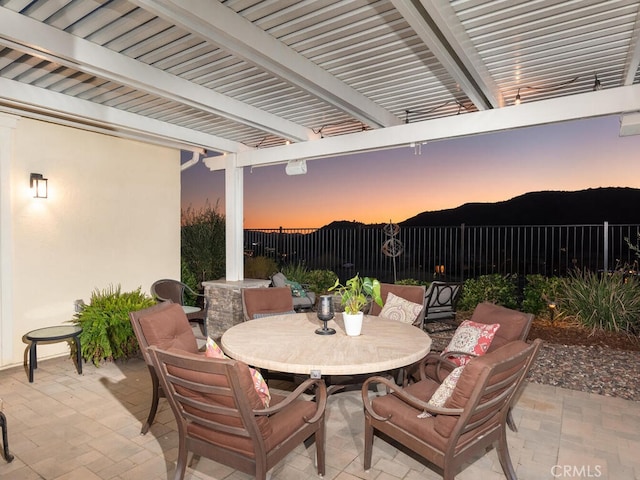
[25,325,83,383]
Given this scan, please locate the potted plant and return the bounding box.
[329,274,383,336]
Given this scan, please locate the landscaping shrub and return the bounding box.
[281,263,309,282]
[304,269,339,295]
[181,201,226,285]
[557,269,640,334]
[522,274,562,317]
[282,263,338,295]
[244,255,278,279]
[72,285,155,366]
[181,258,200,306]
[395,278,425,286]
[458,274,518,311]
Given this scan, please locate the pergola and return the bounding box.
[2,0,640,280]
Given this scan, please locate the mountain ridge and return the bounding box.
[320,188,639,229]
[396,187,640,227]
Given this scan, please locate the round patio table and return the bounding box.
[221,312,432,377]
[25,325,83,383]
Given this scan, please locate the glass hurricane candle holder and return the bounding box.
[315,295,336,335]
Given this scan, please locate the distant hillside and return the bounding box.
[399,188,640,226]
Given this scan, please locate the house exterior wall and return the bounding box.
[1,115,180,367]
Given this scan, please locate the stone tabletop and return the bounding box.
[220,312,432,376]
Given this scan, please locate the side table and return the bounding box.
[25,325,83,383]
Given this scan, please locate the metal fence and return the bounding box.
[244,223,640,283]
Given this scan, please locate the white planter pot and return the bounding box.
[343,311,364,336]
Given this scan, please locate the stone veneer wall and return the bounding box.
[203,279,271,339]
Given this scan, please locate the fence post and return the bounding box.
[603,221,609,273]
[460,223,465,282]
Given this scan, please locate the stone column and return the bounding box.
[203,279,271,339]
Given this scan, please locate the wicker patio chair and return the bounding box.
[150,279,208,336]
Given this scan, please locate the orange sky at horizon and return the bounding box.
[181,115,640,229]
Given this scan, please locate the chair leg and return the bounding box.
[363,416,374,471]
[0,412,14,463]
[506,407,518,432]
[142,369,161,435]
[497,428,517,480]
[315,419,326,476]
[173,442,188,480]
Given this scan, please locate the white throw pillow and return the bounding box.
[379,292,423,324]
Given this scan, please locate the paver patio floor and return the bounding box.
[0,355,638,479]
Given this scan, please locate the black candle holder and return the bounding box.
[315,295,336,335]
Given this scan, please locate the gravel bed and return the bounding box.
[428,331,640,402]
[526,343,640,401]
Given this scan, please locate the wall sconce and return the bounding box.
[30,173,48,198]
[285,159,307,175]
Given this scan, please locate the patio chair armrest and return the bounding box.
[184,285,208,310]
[417,353,458,382]
[254,378,327,423]
[361,376,463,421]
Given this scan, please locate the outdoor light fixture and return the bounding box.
[30,173,48,198]
[619,112,640,136]
[285,159,307,175]
[513,76,581,106]
[593,73,602,91]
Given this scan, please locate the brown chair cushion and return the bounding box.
[164,349,318,458]
[138,303,199,353]
[190,393,317,458]
[243,287,294,319]
[469,302,530,350]
[434,340,528,437]
[371,382,449,452]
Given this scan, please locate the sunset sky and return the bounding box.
[181,115,640,229]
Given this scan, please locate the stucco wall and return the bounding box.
[2,116,180,367]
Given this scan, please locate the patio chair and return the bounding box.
[241,286,296,321]
[423,281,462,334]
[362,338,543,480]
[420,302,535,431]
[129,301,201,435]
[368,283,427,385]
[321,283,427,394]
[369,283,426,328]
[150,279,208,336]
[147,345,327,480]
[270,272,316,311]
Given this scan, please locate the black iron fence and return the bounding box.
[244,223,640,283]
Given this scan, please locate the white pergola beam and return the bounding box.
[132,0,401,129]
[623,5,640,86]
[0,8,311,143]
[0,78,246,153]
[392,0,503,110]
[236,84,640,168]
